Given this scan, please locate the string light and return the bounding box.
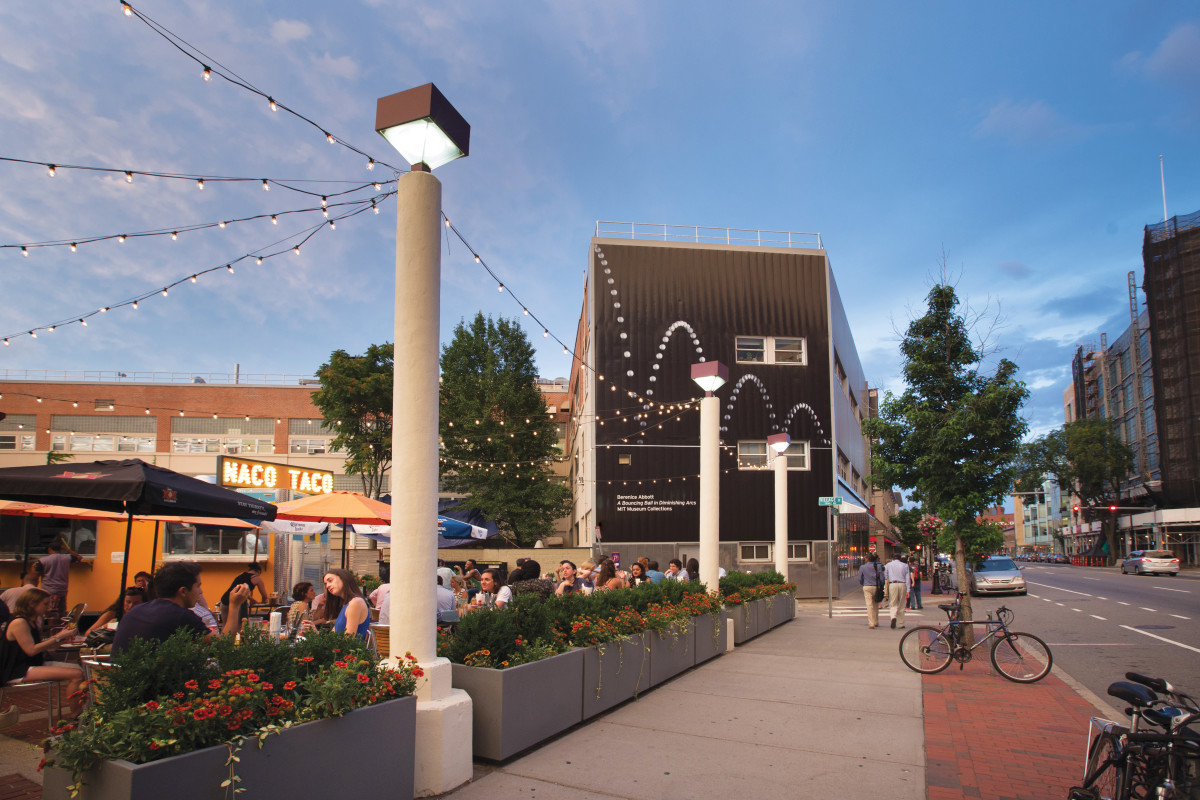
[79,319,87,326]
[132,301,138,309]
[121,2,132,15]
[262,179,269,191]
[202,66,211,82]
[171,232,178,240]
[118,235,126,243]
[271,215,278,224]
[197,178,204,190]
[161,288,168,297]
[268,97,277,112]
[125,171,133,183]
[226,264,234,274]
[70,243,77,252]
[325,132,335,144]
[47,164,55,177]
[366,159,374,171]
[190,275,197,283]
[218,221,226,229]
[21,247,27,257]
[256,256,263,264]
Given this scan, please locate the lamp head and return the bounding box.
[376,83,470,171]
[767,432,791,453]
[690,361,729,394]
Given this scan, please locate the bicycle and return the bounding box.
[897,591,1053,683]
[1069,672,1200,800]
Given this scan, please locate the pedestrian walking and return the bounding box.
[883,552,911,629]
[856,553,885,628]
[906,558,924,610]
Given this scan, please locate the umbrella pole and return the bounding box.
[150,521,160,576]
[119,509,134,593]
[341,517,348,571]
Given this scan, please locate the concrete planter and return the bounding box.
[452,648,584,761]
[648,620,694,686]
[582,633,650,719]
[730,600,761,644]
[692,611,727,664]
[43,695,416,800]
[765,593,795,629]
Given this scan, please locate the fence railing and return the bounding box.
[595,221,822,250]
[0,369,318,386]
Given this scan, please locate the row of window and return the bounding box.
[735,336,807,365]
[615,441,811,470]
[0,517,262,558]
[29,433,341,455]
[0,435,35,451]
[740,542,811,562]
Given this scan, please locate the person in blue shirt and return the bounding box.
[856,553,885,629]
[321,569,371,640]
[644,560,666,585]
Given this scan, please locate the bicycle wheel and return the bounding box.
[1080,732,1126,800]
[990,631,1052,683]
[898,626,953,674]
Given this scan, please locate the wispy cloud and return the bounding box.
[975,99,1084,145]
[995,260,1032,279]
[1122,21,1200,85]
[271,19,312,44]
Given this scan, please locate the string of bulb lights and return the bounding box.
[117,1,401,176]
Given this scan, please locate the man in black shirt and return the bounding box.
[113,561,248,654]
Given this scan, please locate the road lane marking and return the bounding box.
[1072,608,1083,612]
[1026,581,1094,597]
[1154,587,1190,594]
[1118,602,1131,606]
[1043,597,1052,602]
[1170,614,1191,620]
[1120,625,1200,654]
[1090,615,1107,620]
[1097,596,1107,600]
[1140,607,1157,613]
[1056,602,1065,606]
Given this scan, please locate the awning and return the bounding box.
[835,479,871,514]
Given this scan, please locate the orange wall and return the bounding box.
[0,519,272,614]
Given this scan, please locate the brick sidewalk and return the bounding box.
[0,774,41,800]
[924,655,1095,800]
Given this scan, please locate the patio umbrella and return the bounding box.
[273,491,392,570]
[352,515,496,548]
[0,458,277,592]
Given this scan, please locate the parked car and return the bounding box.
[1049,554,1070,564]
[1121,550,1181,576]
[967,556,1027,596]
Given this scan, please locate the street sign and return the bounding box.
[818,496,843,507]
[1141,522,1155,527]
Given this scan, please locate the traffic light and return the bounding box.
[1072,505,1079,514]
[1108,505,1118,513]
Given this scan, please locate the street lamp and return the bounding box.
[691,361,728,590]
[767,432,790,578]
[376,82,472,797]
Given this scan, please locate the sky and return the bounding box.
[1,2,1198,440]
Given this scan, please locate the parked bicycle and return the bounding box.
[897,591,1052,683]
[1069,672,1200,799]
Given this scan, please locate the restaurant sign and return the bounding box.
[217,456,333,495]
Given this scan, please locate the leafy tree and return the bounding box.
[439,313,571,546]
[311,344,394,498]
[45,451,73,465]
[862,285,1029,626]
[1015,418,1133,565]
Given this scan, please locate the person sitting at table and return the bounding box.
[0,588,85,718]
[84,586,148,635]
[219,562,269,627]
[594,559,627,591]
[287,582,315,629]
[0,567,41,612]
[133,571,158,601]
[436,576,456,616]
[628,562,651,586]
[555,561,591,596]
[113,562,248,654]
[474,568,512,610]
[317,569,370,640]
[191,587,220,634]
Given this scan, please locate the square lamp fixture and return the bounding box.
[690,361,729,394]
[375,83,470,171]
[767,432,791,453]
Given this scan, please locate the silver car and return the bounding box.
[968,556,1027,596]
[1121,550,1181,576]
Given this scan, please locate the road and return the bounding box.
[949,564,1200,710]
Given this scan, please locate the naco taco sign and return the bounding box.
[216,455,334,495]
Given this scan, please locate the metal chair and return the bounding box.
[2,679,60,731]
[80,656,113,707]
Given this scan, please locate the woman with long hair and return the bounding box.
[0,588,84,717]
[594,559,627,591]
[628,562,650,586]
[321,569,370,640]
[84,587,148,635]
[287,582,316,629]
[685,558,700,582]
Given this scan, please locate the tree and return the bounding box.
[862,285,1029,627]
[311,344,394,498]
[439,313,571,546]
[45,451,73,465]
[1015,418,1133,565]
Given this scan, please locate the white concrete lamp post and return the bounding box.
[767,432,791,579]
[691,361,728,591]
[376,82,473,797]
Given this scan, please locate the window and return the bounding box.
[52,433,155,452]
[787,543,811,561]
[94,399,115,411]
[0,516,97,556]
[784,441,809,470]
[0,435,34,451]
[172,437,273,455]
[739,543,771,561]
[165,522,263,556]
[617,453,632,466]
[289,438,329,455]
[736,336,806,366]
[737,441,768,469]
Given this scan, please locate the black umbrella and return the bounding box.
[0,458,277,592]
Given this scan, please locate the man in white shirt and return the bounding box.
[883,552,912,629]
[665,559,689,581]
[436,576,455,614]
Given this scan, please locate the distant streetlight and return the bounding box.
[376,82,472,797]
[767,432,791,578]
[691,361,728,590]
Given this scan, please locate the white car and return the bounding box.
[1121,550,1181,576]
[968,556,1027,596]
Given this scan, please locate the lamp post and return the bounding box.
[376,83,472,797]
[691,361,728,590]
[767,432,790,578]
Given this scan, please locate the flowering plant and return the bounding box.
[917,514,944,538]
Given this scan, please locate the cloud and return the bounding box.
[312,53,358,80]
[1145,22,1200,83]
[271,19,312,44]
[974,99,1082,145]
[995,261,1032,279]
[1037,287,1124,320]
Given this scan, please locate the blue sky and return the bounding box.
[1,2,1198,439]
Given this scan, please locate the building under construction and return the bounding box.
[1143,208,1200,509]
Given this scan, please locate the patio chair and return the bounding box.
[2,678,60,731]
[370,625,389,658]
[80,656,113,707]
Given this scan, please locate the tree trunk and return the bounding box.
[1103,517,1119,566]
[954,533,974,646]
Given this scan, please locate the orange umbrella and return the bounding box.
[273,492,392,570]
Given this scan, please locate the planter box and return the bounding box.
[730,600,761,644]
[452,648,584,761]
[582,633,650,719]
[692,611,727,664]
[765,593,794,629]
[44,695,416,800]
[648,621,694,686]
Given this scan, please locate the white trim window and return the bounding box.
[0,434,34,451]
[739,543,771,562]
[736,335,807,365]
[787,543,812,562]
[738,440,810,470]
[289,438,331,455]
[172,437,274,455]
[52,433,154,452]
[165,521,263,556]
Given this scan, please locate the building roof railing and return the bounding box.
[595,221,822,250]
[0,369,319,386]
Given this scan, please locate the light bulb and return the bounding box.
[212,413,218,419]
[2,340,7,347]
[47,164,56,177]
[473,255,480,263]
[218,220,226,228]
[197,179,204,190]
[47,325,55,332]
[256,256,263,264]
[70,243,77,252]
[373,182,381,191]
[118,235,126,243]
[498,284,504,292]
[523,308,529,315]
[80,319,87,326]
[322,208,328,218]
[367,158,374,170]
[203,66,211,81]
[161,288,168,297]
[271,215,278,224]
[122,1,131,15]
[125,171,133,183]
[145,408,150,414]
[321,196,327,208]
[372,203,379,214]
[179,411,184,416]
[262,179,269,191]
[226,264,234,274]
[543,330,549,337]
[132,301,138,309]
[100,307,108,312]
[326,133,335,144]
[190,275,197,283]
[293,246,300,255]
[444,218,451,227]
[21,247,28,257]
[329,220,335,230]
[268,97,277,112]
